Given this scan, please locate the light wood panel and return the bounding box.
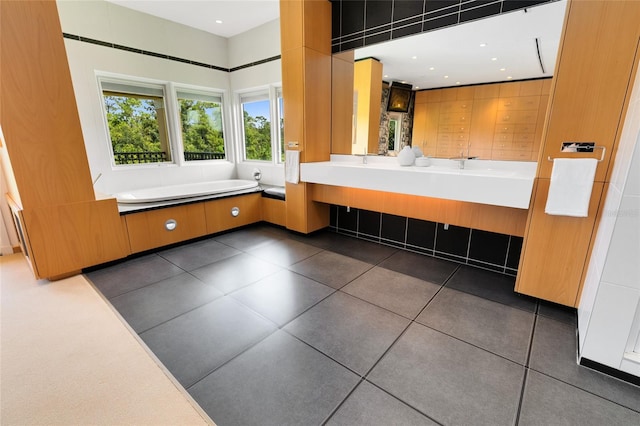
[21,199,129,279]
[125,204,206,254]
[261,198,287,227]
[515,179,604,307]
[331,51,355,154]
[204,193,262,234]
[303,47,332,162]
[537,0,640,182]
[354,58,383,154]
[309,184,528,237]
[0,0,94,208]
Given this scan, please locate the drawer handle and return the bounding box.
[231,207,240,217]
[165,219,177,231]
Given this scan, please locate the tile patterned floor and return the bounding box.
[85,224,640,426]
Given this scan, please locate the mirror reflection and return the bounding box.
[339,0,567,161]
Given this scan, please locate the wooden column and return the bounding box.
[515,0,640,306]
[331,51,355,155]
[280,0,332,233]
[0,0,129,278]
[354,58,383,155]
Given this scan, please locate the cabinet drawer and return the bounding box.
[493,133,514,144]
[494,124,515,134]
[498,96,541,111]
[439,113,471,124]
[513,133,535,143]
[514,123,536,133]
[492,149,532,160]
[496,110,538,124]
[204,193,262,234]
[439,100,473,112]
[125,203,207,253]
[438,124,469,133]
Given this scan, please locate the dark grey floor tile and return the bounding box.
[284,292,410,375]
[214,225,286,251]
[538,300,577,326]
[230,270,334,326]
[190,253,281,294]
[140,297,276,387]
[289,251,373,289]
[189,330,359,426]
[446,265,537,312]
[518,370,640,426]
[85,254,183,299]
[158,238,241,271]
[326,380,438,426]
[293,230,398,264]
[529,316,640,412]
[342,267,440,319]
[368,323,524,425]
[110,272,223,333]
[416,287,534,364]
[247,238,322,267]
[377,250,459,284]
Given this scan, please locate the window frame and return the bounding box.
[237,85,284,165]
[98,75,177,169]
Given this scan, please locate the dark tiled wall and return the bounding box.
[329,204,522,276]
[330,0,554,53]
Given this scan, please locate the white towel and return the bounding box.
[545,158,598,217]
[285,150,300,184]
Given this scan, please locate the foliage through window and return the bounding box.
[177,91,226,161]
[101,81,171,165]
[241,93,272,161]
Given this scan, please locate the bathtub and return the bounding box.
[114,179,260,206]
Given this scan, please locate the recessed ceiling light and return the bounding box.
[215,20,223,24]
[507,76,513,79]
[411,56,417,60]
[429,67,435,71]
[444,75,449,79]
[491,57,498,61]
[415,86,420,89]
[500,68,506,71]
[401,81,406,84]
[479,43,487,47]
[384,74,389,78]
[456,81,461,85]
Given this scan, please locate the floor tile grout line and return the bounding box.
[514,368,531,425]
[319,378,366,426]
[361,379,446,426]
[526,368,640,414]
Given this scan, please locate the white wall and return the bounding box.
[578,59,640,377]
[56,0,284,193]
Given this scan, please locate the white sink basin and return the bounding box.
[300,155,536,209]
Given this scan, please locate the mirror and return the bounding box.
[334,0,567,160]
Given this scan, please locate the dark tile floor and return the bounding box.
[85,224,640,426]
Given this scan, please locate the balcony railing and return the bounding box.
[114,151,225,164]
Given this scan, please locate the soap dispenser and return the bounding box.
[397,145,416,166]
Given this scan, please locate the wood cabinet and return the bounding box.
[204,193,262,234]
[411,80,550,161]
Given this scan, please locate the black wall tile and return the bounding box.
[459,0,502,23]
[502,0,550,13]
[391,22,423,39]
[341,37,366,51]
[435,223,470,258]
[468,229,509,267]
[381,213,407,246]
[342,0,366,35]
[332,0,342,39]
[423,12,459,31]
[425,0,461,15]
[393,0,425,21]
[365,30,392,46]
[366,0,393,29]
[468,259,504,273]
[330,205,338,227]
[506,236,523,270]
[358,209,381,239]
[337,206,358,234]
[406,218,436,252]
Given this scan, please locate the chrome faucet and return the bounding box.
[355,147,368,164]
[451,150,466,169]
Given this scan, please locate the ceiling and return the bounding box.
[106,0,567,90]
[355,0,567,90]
[106,0,280,38]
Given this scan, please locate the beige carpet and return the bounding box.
[0,253,213,425]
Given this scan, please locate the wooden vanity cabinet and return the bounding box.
[204,193,262,234]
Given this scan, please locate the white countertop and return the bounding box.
[300,155,537,209]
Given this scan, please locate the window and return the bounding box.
[177,90,226,161]
[240,87,284,163]
[241,92,272,161]
[101,80,172,165]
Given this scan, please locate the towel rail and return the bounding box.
[547,145,606,162]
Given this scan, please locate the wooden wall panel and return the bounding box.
[0,0,94,208]
[303,47,332,162]
[309,184,528,237]
[331,51,355,154]
[537,0,640,182]
[22,199,130,278]
[262,198,287,227]
[515,180,605,306]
